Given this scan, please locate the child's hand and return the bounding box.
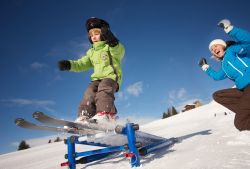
[58,60,71,71]
[198,57,209,71]
[101,27,119,47]
[218,19,233,33]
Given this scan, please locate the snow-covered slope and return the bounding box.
[0,101,250,169]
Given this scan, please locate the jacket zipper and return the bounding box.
[107,49,118,83]
[236,55,248,68]
[227,61,244,76]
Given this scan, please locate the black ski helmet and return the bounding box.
[85,17,110,32]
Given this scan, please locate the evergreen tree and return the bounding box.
[171,106,178,115]
[162,112,169,119]
[162,106,179,119]
[18,140,30,151]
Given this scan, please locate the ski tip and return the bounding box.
[32,111,43,119]
[15,118,25,125]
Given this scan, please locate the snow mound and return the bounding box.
[0,101,249,169]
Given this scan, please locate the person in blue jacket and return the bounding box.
[199,19,250,131]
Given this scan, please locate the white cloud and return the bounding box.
[1,98,55,106]
[10,142,19,147]
[53,75,63,81]
[168,88,189,109]
[116,91,128,101]
[0,98,56,112]
[177,88,187,99]
[126,81,143,97]
[167,87,206,111]
[169,88,187,100]
[30,62,47,71]
[46,74,63,87]
[46,37,90,58]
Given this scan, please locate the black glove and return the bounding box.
[198,58,207,67]
[101,27,119,47]
[198,57,210,71]
[58,60,71,71]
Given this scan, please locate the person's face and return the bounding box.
[211,44,225,59]
[89,29,101,43]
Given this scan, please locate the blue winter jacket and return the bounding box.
[206,27,250,90]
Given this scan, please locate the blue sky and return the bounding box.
[1,0,250,154]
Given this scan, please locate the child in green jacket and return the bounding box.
[58,17,125,124]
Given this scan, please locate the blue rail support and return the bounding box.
[125,123,141,167]
[67,136,76,169]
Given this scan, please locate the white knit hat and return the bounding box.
[209,39,227,51]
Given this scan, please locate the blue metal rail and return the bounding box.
[62,123,177,169]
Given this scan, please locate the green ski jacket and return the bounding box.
[69,41,125,86]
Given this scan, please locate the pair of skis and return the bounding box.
[15,111,108,136]
[15,112,168,146]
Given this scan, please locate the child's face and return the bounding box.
[89,29,101,43]
[211,44,225,59]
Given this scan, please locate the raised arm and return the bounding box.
[218,19,250,44]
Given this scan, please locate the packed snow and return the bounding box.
[0,101,250,169]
